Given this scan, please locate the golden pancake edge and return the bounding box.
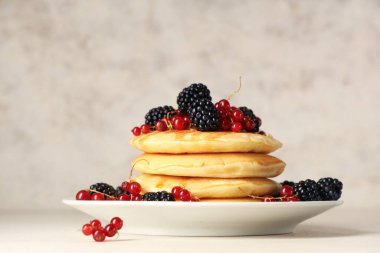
[132,174,281,199]
[132,153,285,178]
[130,129,282,154]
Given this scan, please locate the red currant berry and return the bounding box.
[121,181,130,191]
[220,118,231,131]
[183,116,190,126]
[218,109,229,119]
[173,117,187,130]
[242,115,250,123]
[104,224,117,237]
[231,122,243,132]
[230,106,237,111]
[132,127,141,136]
[258,130,266,135]
[263,196,274,202]
[110,217,123,230]
[215,102,221,111]
[76,190,91,200]
[288,196,300,202]
[106,197,116,201]
[117,193,131,201]
[244,119,255,131]
[231,109,243,122]
[280,185,294,197]
[171,186,183,199]
[140,124,151,134]
[179,189,191,201]
[93,230,106,242]
[82,223,94,236]
[131,195,141,201]
[218,99,230,111]
[155,120,168,131]
[190,197,199,202]
[90,220,102,230]
[128,182,141,195]
[91,193,105,201]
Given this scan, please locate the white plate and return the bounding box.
[63,200,342,236]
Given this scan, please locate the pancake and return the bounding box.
[130,129,282,154]
[132,174,281,199]
[132,153,285,178]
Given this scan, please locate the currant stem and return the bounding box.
[227,76,242,101]
[129,159,149,180]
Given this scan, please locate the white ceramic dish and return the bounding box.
[63,200,342,236]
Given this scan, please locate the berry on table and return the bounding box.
[90,220,102,230]
[93,230,106,242]
[132,127,141,136]
[76,190,91,200]
[110,217,123,230]
[104,224,117,237]
[82,223,94,236]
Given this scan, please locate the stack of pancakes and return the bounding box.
[130,129,285,201]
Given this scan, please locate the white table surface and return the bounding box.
[0,207,379,253]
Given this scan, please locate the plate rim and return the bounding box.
[63,199,343,207]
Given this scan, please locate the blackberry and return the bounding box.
[145,105,174,127]
[141,191,175,201]
[188,98,219,131]
[293,179,322,201]
[89,183,116,197]
[177,83,212,113]
[318,177,343,201]
[239,106,260,132]
[115,186,130,197]
[281,180,295,187]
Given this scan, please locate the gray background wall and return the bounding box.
[1,0,379,210]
